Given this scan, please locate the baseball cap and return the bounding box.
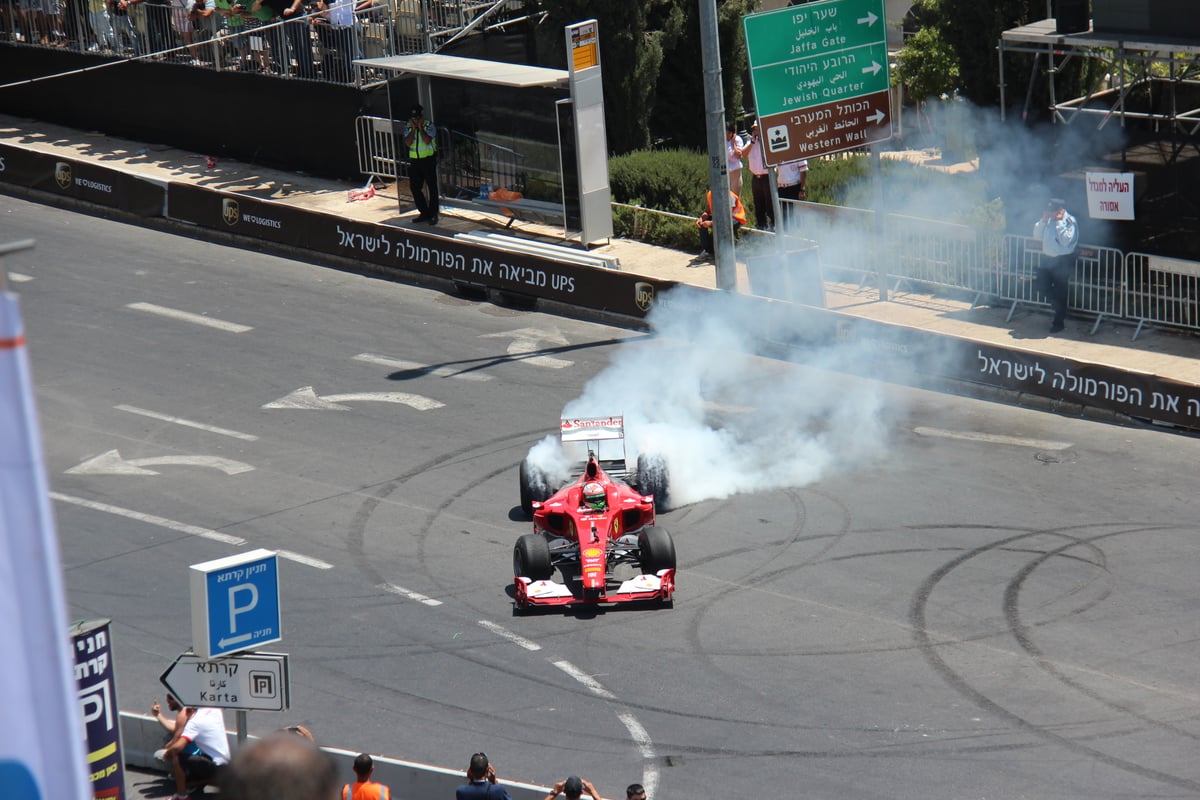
[564,776,584,797]
[410,104,424,117]
[1046,197,1065,211]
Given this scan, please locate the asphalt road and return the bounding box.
[6,196,1200,800]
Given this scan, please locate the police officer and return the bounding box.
[403,104,439,224]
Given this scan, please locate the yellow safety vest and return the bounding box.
[407,121,436,159]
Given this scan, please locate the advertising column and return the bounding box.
[564,19,614,245]
[73,619,125,800]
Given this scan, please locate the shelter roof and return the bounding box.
[354,54,569,89]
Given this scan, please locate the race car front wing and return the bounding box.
[514,569,675,608]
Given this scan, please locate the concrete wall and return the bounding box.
[121,712,550,800]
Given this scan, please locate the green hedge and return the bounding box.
[607,148,999,252]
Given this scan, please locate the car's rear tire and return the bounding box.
[636,453,670,512]
[639,526,676,574]
[519,458,554,518]
[514,533,553,581]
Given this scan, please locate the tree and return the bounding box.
[522,1,683,153]
[522,1,755,154]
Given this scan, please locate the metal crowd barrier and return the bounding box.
[783,200,1200,340]
[355,116,401,185]
[1124,253,1200,340]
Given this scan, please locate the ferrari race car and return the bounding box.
[513,416,676,610]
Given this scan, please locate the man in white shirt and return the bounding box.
[725,123,746,196]
[746,121,773,230]
[160,706,231,799]
[776,158,808,228]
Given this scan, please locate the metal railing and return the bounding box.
[708,198,1200,340]
[0,0,525,87]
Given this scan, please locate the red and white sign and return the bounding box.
[1085,171,1134,220]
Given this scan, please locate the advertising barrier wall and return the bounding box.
[0,145,165,217]
[166,184,672,319]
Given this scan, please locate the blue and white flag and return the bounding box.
[0,286,92,800]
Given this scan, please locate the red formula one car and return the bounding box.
[513,417,676,611]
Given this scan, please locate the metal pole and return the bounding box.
[699,0,737,292]
[237,709,248,746]
[871,144,887,301]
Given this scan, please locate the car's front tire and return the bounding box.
[639,526,676,574]
[514,533,553,581]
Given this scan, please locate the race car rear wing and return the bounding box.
[560,416,628,476]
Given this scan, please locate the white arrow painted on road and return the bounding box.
[867,109,887,124]
[861,60,883,76]
[857,10,878,26]
[66,449,255,476]
[353,353,492,381]
[481,328,573,369]
[262,386,445,410]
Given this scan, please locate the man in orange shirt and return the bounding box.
[696,189,747,257]
[342,753,391,800]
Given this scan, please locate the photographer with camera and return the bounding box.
[456,752,512,800]
[403,104,439,224]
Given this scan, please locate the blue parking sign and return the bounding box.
[189,549,282,658]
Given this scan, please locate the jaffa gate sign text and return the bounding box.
[744,0,892,164]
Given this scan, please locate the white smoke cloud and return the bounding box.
[526,101,1113,508]
[531,287,897,509]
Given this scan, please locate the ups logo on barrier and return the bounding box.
[221,198,240,228]
[55,161,72,191]
[634,282,655,312]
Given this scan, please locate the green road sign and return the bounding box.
[749,41,890,117]
[743,0,887,66]
[743,0,891,163]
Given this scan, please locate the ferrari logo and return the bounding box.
[634,282,654,312]
[583,548,601,558]
[221,198,240,227]
[55,162,72,191]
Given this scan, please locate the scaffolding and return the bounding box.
[998,17,1200,256]
[998,18,1200,160]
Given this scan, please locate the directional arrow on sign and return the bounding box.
[160,651,290,711]
[867,109,887,124]
[481,328,573,369]
[262,386,445,410]
[66,449,254,476]
[857,10,878,26]
[862,60,883,76]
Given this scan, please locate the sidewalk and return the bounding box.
[2,113,1199,429]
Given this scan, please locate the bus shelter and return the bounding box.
[354,52,613,244]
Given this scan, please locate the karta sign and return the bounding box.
[744,0,892,163]
[160,651,290,711]
[189,549,281,659]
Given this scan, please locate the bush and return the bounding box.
[609,148,709,215]
[607,147,1001,252]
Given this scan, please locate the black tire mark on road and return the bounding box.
[1003,525,1200,742]
[911,525,1200,793]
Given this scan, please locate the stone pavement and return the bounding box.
[3,112,1200,429]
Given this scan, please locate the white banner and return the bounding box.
[1086,171,1135,220]
[0,289,91,800]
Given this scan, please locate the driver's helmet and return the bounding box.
[582,481,607,511]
